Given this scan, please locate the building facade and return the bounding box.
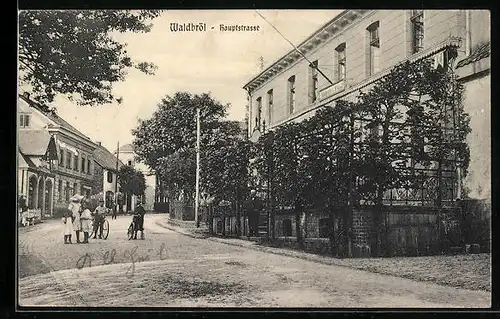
[18,130,58,219]
[114,144,157,212]
[19,93,98,217]
[242,10,490,256]
[92,142,125,209]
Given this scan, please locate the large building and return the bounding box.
[242,10,490,256]
[18,93,98,217]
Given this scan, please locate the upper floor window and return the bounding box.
[66,150,71,168]
[256,97,262,130]
[58,179,62,201]
[87,159,91,175]
[128,160,132,166]
[19,114,30,128]
[288,75,296,114]
[107,171,113,183]
[309,60,319,104]
[73,183,78,196]
[73,154,78,171]
[267,89,274,125]
[81,155,86,173]
[59,149,63,166]
[335,43,347,81]
[367,21,381,76]
[411,10,424,53]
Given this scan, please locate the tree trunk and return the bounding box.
[328,203,335,256]
[295,198,303,249]
[235,191,241,237]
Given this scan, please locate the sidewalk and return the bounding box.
[154,216,352,267]
[155,216,491,292]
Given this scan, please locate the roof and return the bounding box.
[456,41,490,68]
[18,129,53,156]
[18,94,92,142]
[94,144,125,171]
[18,149,31,168]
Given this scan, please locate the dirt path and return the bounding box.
[18,216,490,308]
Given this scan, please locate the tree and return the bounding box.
[18,10,160,109]
[132,92,249,210]
[118,165,146,198]
[132,92,229,171]
[252,55,470,257]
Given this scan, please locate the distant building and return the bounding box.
[18,93,98,217]
[92,142,125,209]
[114,143,157,212]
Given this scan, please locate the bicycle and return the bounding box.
[127,213,144,240]
[90,214,110,240]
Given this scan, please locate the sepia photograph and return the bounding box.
[16,9,491,308]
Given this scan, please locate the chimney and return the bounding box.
[96,141,101,146]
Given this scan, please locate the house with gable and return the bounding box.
[92,142,125,210]
[18,92,98,217]
[18,129,58,218]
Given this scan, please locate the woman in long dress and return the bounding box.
[69,196,82,243]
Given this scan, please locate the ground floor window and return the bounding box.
[319,218,330,238]
[283,219,292,237]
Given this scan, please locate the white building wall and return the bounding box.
[462,74,490,200]
[248,10,467,132]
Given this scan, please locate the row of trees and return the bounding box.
[130,56,470,254]
[251,57,470,254]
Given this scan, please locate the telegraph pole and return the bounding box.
[195,107,201,227]
[115,141,119,213]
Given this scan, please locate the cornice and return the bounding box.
[243,9,373,93]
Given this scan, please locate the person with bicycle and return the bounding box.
[132,200,146,240]
[92,199,108,239]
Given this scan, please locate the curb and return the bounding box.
[155,218,352,269]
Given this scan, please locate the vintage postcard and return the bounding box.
[17,9,491,308]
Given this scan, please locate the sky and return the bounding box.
[41,10,343,152]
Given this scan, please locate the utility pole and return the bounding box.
[195,107,201,227]
[115,141,119,213]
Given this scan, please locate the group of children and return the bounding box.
[61,195,107,244]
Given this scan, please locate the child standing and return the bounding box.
[80,201,93,244]
[62,209,74,244]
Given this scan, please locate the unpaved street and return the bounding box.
[18,214,491,308]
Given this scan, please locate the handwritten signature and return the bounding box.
[76,243,168,277]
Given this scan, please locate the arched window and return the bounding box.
[107,171,113,183]
[335,43,346,81]
[367,21,380,76]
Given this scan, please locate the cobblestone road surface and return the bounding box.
[18,214,491,308]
